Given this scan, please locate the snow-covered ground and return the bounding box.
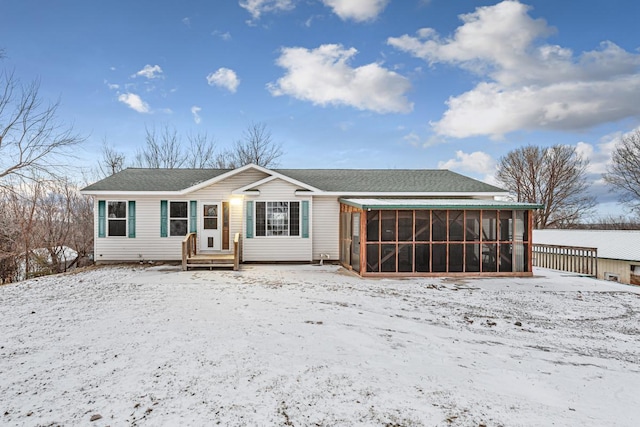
[1,265,639,426]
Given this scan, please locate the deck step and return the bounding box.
[185,263,234,269]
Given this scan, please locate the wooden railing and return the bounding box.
[233,233,242,271]
[532,244,597,277]
[182,232,197,271]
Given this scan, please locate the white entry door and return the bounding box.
[200,202,221,251]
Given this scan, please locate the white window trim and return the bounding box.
[169,200,189,237]
[107,200,128,238]
[255,200,301,238]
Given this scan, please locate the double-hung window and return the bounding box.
[107,201,127,237]
[169,201,188,236]
[256,201,300,237]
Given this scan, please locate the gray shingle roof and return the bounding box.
[81,169,232,192]
[275,169,504,193]
[81,167,506,194]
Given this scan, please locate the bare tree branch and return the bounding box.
[603,129,640,213]
[185,132,218,168]
[496,144,595,229]
[0,69,83,183]
[134,124,186,168]
[215,122,282,168]
[98,138,126,177]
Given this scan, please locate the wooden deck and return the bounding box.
[184,253,235,270]
[182,232,242,271]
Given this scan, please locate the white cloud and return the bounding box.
[191,106,202,124]
[212,30,232,41]
[239,0,294,21]
[438,150,496,176]
[118,93,150,113]
[206,68,240,93]
[182,17,191,27]
[321,0,389,22]
[104,80,119,90]
[133,64,164,79]
[388,0,640,138]
[268,44,413,114]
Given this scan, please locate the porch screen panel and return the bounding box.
[415,244,430,272]
[398,211,413,241]
[398,244,413,272]
[381,211,396,242]
[465,211,480,241]
[366,244,379,273]
[415,211,429,241]
[339,212,351,266]
[366,211,379,242]
[449,244,463,272]
[482,211,497,241]
[380,244,396,272]
[482,243,497,272]
[466,243,481,272]
[432,244,446,272]
[432,211,447,241]
[351,213,360,272]
[449,210,464,241]
[514,211,527,272]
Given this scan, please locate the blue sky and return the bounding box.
[2,0,640,217]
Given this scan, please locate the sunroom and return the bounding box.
[339,199,542,277]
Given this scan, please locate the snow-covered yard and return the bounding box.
[1,264,639,426]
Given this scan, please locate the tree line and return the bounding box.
[98,122,283,177]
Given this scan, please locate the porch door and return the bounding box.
[200,202,221,251]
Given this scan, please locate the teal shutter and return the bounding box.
[160,200,168,237]
[98,200,106,238]
[301,200,309,238]
[190,201,198,233]
[246,201,253,238]
[128,201,136,238]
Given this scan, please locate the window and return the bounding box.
[255,201,300,237]
[108,201,127,237]
[170,201,188,236]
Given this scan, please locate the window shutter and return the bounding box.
[246,201,253,239]
[301,200,309,238]
[98,200,106,238]
[160,200,168,237]
[128,201,136,238]
[190,200,197,233]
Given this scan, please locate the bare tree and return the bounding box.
[134,125,186,168]
[603,129,640,213]
[496,144,595,229]
[185,132,218,168]
[216,122,282,168]
[0,69,83,183]
[98,139,126,177]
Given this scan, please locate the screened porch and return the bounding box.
[339,199,540,277]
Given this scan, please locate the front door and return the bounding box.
[200,202,221,251]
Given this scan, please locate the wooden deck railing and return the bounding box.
[532,244,597,277]
[233,233,242,271]
[182,232,197,271]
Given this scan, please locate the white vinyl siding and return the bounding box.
[243,179,312,262]
[312,196,340,261]
[94,169,269,262]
